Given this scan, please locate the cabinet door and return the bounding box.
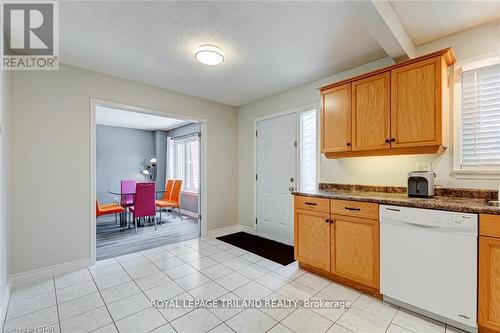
[321,83,352,153]
[479,236,500,332]
[352,72,391,151]
[391,57,442,148]
[294,209,331,271]
[331,215,379,289]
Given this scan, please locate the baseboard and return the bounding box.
[207,224,256,239]
[180,209,198,218]
[241,225,256,234]
[9,257,92,287]
[0,282,11,328]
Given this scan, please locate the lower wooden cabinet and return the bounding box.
[294,197,379,293]
[294,208,331,272]
[330,215,379,289]
[479,214,500,332]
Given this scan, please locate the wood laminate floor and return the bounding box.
[96,213,199,260]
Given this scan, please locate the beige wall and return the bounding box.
[237,58,394,229]
[10,65,237,275]
[0,70,11,315]
[237,21,500,229]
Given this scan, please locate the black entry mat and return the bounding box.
[217,232,294,266]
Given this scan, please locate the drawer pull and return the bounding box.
[345,207,361,211]
[305,202,317,206]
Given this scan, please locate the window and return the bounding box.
[174,136,199,193]
[457,60,500,174]
[299,109,317,191]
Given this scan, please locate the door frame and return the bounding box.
[90,98,208,264]
[253,102,320,244]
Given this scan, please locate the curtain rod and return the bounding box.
[170,132,201,140]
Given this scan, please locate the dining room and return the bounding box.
[95,105,202,260]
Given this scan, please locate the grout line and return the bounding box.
[88,267,120,333]
[114,252,176,332]
[52,277,62,333]
[1,284,13,330]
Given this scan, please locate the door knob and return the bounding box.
[289,187,294,192]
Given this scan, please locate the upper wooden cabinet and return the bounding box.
[352,72,391,151]
[391,57,443,148]
[321,83,352,153]
[320,48,455,158]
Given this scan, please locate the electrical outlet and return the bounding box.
[415,162,432,171]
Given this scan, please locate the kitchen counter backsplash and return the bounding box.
[318,183,498,201]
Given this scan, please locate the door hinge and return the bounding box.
[293,141,297,148]
[198,214,202,220]
[256,130,258,138]
[255,218,258,225]
[256,174,258,181]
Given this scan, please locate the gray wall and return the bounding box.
[96,125,155,204]
[166,123,201,214]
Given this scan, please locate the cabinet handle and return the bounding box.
[346,143,351,146]
[390,138,396,142]
[330,219,335,224]
[385,139,390,143]
[345,207,361,211]
[324,219,330,223]
[304,202,317,206]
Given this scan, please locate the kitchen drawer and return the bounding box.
[480,214,500,238]
[332,199,379,220]
[294,196,330,213]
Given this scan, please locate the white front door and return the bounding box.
[257,113,296,245]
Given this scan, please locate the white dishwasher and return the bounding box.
[380,205,478,332]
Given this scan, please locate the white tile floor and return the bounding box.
[2,238,467,333]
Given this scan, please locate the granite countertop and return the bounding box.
[293,184,500,215]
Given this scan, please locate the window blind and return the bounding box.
[299,110,317,191]
[460,62,500,168]
[174,137,199,192]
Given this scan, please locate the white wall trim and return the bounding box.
[9,258,92,287]
[180,209,198,218]
[451,52,500,179]
[90,99,209,262]
[207,225,256,239]
[0,282,11,328]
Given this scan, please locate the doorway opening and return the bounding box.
[90,100,206,261]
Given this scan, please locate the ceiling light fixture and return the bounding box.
[194,45,225,66]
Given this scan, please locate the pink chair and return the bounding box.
[121,180,136,224]
[129,182,156,233]
[120,180,136,207]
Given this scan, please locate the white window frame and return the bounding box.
[452,51,500,179]
[174,136,200,194]
[298,108,319,191]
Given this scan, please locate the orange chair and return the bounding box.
[155,179,174,223]
[155,180,183,221]
[96,199,125,225]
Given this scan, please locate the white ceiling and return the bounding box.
[390,1,500,45]
[59,1,385,106]
[96,106,190,131]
